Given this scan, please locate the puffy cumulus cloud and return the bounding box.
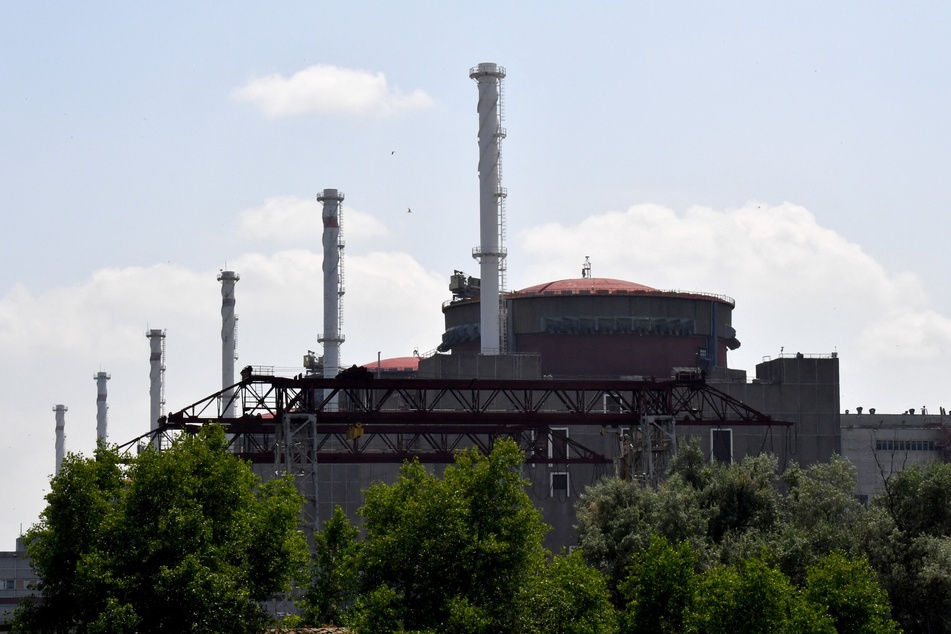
[858,307,951,360]
[232,64,435,117]
[0,264,214,359]
[0,264,222,548]
[0,246,445,546]
[235,196,389,246]
[226,248,446,364]
[518,201,951,368]
[345,251,448,362]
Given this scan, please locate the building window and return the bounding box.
[875,439,938,452]
[549,427,569,461]
[0,579,14,591]
[551,472,569,496]
[711,429,733,464]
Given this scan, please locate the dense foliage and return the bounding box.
[22,424,951,634]
[15,426,308,634]
[864,461,951,633]
[577,440,908,633]
[302,439,617,634]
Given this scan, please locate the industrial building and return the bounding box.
[122,61,913,548]
[7,61,948,625]
[841,409,951,501]
[439,276,739,379]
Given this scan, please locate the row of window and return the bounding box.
[542,429,938,497]
[875,439,938,452]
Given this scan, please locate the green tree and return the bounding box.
[518,548,618,634]
[301,505,361,626]
[13,444,124,632]
[577,450,784,594]
[15,426,308,634]
[704,453,781,544]
[619,535,698,634]
[351,439,549,633]
[667,436,710,491]
[576,473,707,594]
[803,552,899,634]
[865,461,951,633]
[684,556,833,634]
[783,456,866,553]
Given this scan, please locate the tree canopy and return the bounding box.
[577,441,903,633]
[300,438,617,634]
[865,461,951,633]
[354,439,557,632]
[15,426,308,634]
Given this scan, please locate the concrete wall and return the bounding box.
[418,352,541,380]
[680,355,841,469]
[441,292,736,377]
[841,412,950,501]
[0,539,38,623]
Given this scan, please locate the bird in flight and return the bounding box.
[407,207,412,213]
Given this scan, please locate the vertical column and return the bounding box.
[146,329,166,448]
[317,189,345,409]
[52,404,67,476]
[94,371,110,443]
[218,270,240,417]
[470,63,507,355]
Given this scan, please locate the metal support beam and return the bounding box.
[121,371,788,466]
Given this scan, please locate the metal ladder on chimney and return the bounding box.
[496,74,509,354]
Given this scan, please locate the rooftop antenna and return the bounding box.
[470,62,507,354]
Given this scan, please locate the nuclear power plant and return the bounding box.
[41,62,951,556]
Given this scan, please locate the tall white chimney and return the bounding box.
[52,404,67,476]
[317,189,345,403]
[94,371,110,443]
[218,270,239,417]
[146,329,166,447]
[469,63,507,355]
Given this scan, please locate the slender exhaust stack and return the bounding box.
[218,270,240,417]
[469,62,507,355]
[94,371,110,443]
[317,189,345,408]
[146,329,166,448]
[52,404,67,476]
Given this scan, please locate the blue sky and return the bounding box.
[2,2,950,546]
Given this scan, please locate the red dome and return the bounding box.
[514,277,658,296]
[361,356,420,372]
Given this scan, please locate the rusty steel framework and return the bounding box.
[122,369,787,465]
[117,369,789,534]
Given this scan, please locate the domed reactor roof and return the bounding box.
[360,356,420,376]
[440,276,739,378]
[514,278,659,296]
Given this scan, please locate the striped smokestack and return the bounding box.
[218,270,239,417]
[469,62,507,355]
[317,189,345,409]
[53,404,67,476]
[94,371,110,443]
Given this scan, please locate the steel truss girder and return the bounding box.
[121,373,787,464]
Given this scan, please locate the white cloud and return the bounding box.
[9,200,951,547]
[517,201,951,407]
[232,65,435,117]
[235,196,389,245]
[0,246,446,546]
